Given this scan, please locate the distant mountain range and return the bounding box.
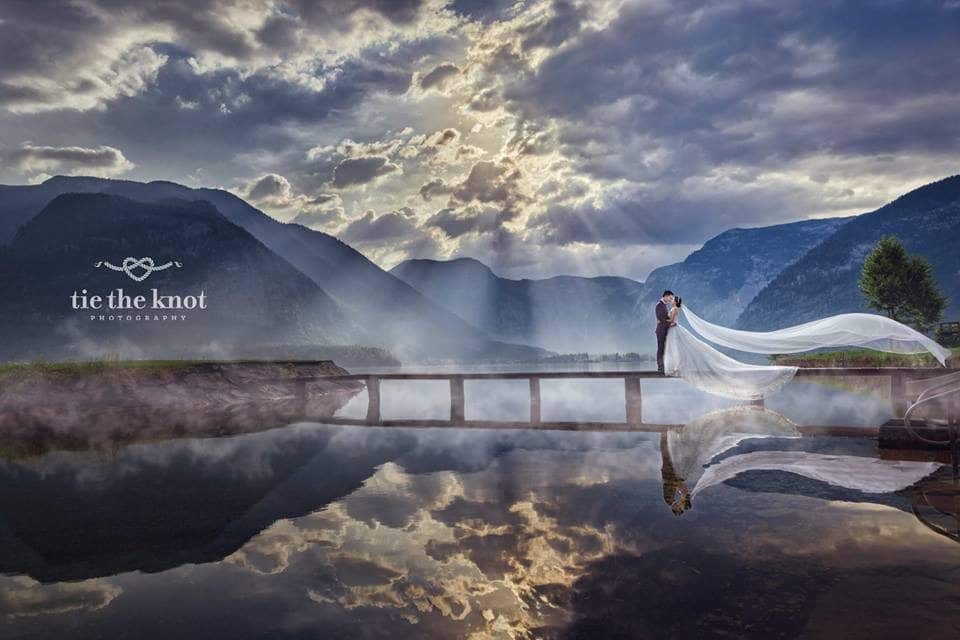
[391,258,646,353]
[0,176,544,362]
[390,218,846,352]
[2,174,957,361]
[638,218,848,326]
[393,177,959,353]
[738,175,960,329]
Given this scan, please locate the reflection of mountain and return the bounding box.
[0,426,419,582]
[0,424,654,584]
[0,176,544,361]
[0,418,955,637]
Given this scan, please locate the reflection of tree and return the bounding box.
[660,432,690,515]
[910,468,960,544]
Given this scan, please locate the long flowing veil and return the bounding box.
[662,307,950,400]
[683,307,950,366]
[662,406,942,512]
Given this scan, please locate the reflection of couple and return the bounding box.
[651,290,950,400]
[659,406,942,515]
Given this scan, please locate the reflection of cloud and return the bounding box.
[3,417,958,637]
[0,576,121,619]
[227,443,663,637]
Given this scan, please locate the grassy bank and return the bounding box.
[0,358,347,379]
[772,347,960,368]
[0,359,202,378]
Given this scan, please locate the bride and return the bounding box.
[660,296,951,400]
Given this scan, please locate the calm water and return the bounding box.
[1,377,958,639]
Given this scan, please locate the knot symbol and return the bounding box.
[94,257,182,281]
[122,256,156,282]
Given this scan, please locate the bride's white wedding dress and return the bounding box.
[661,306,950,400]
[663,323,797,400]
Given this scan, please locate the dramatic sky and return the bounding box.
[0,0,958,279]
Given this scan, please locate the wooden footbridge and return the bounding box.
[319,367,951,437]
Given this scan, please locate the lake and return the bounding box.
[0,375,958,639]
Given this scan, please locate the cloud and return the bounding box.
[331,155,401,189]
[419,178,454,201]
[418,63,460,91]
[341,209,419,243]
[0,576,121,619]
[239,172,345,226]
[450,0,519,23]
[246,173,291,200]
[9,143,134,177]
[425,206,502,238]
[453,160,519,204]
[1,0,959,281]
[338,207,442,268]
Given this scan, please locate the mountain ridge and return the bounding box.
[392,217,848,353]
[0,176,545,361]
[738,175,960,330]
[0,192,347,360]
[390,257,647,353]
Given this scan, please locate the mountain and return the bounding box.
[0,176,544,362]
[0,193,345,360]
[391,257,647,353]
[738,175,960,330]
[638,218,848,327]
[391,216,844,353]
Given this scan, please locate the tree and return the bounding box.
[858,236,947,331]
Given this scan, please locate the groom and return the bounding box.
[655,290,676,374]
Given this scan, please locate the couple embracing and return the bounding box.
[654,290,681,375]
[648,289,948,399]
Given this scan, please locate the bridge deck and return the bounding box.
[331,367,943,381]
[317,367,946,428]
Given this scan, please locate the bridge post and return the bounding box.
[530,377,541,425]
[891,371,908,419]
[366,375,380,424]
[450,375,465,422]
[625,375,642,425]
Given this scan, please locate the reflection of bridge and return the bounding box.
[323,367,947,433]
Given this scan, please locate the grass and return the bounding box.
[0,357,343,379]
[0,359,197,376]
[772,347,960,368]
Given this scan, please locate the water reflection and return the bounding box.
[660,406,942,516]
[0,386,958,639]
[335,376,894,427]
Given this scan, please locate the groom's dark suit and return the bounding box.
[655,299,671,374]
